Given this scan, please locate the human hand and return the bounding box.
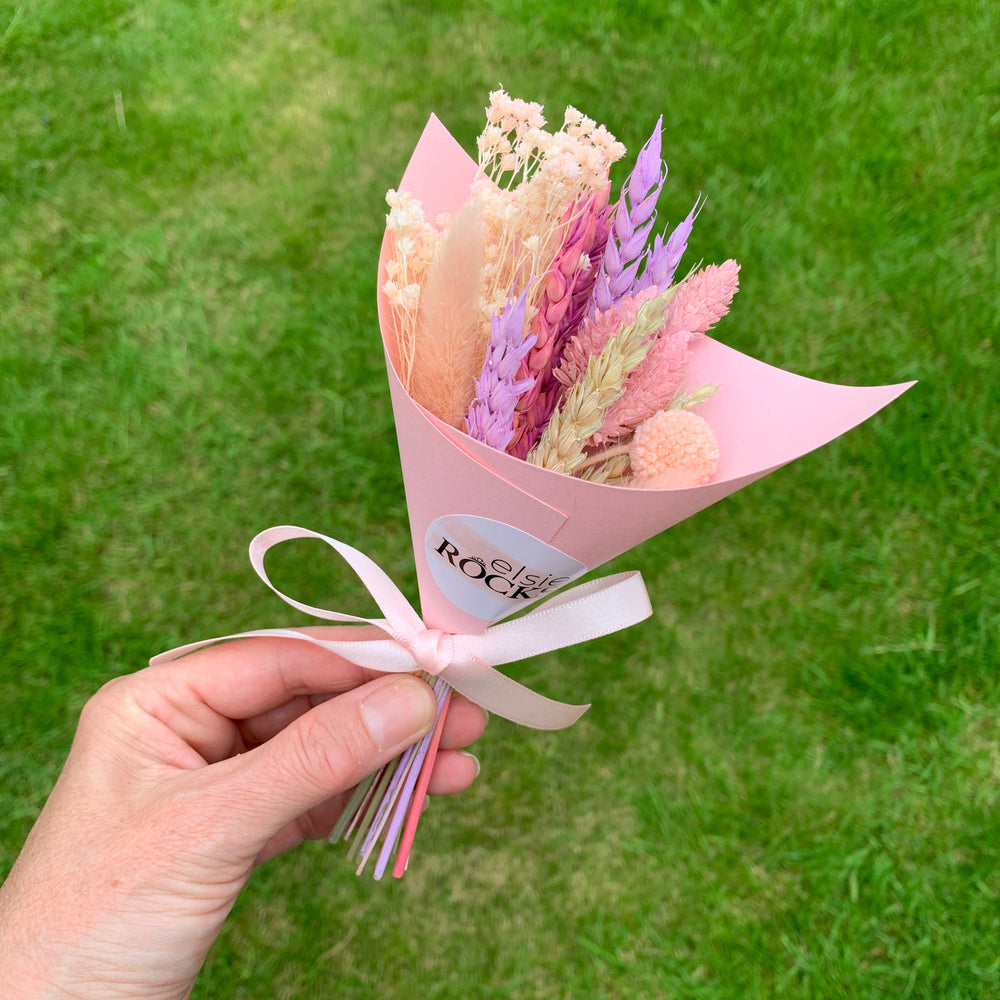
[0,634,486,1000]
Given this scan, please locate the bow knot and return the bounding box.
[150,525,654,731]
[408,627,454,676]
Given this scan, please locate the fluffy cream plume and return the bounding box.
[407,198,487,428]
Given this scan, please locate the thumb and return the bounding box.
[225,674,437,844]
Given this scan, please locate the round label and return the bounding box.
[425,515,587,623]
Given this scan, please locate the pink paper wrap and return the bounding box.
[379,115,915,635]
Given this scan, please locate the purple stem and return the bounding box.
[355,743,420,868]
[371,677,450,878]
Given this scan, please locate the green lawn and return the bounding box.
[2,0,998,997]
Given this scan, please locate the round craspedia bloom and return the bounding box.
[630,408,719,489]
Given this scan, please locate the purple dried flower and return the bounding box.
[588,116,666,315]
[465,288,535,452]
[634,194,702,295]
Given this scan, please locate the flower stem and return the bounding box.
[573,443,630,473]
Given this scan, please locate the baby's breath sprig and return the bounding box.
[473,88,627,351]
[526,291,672,475]
[383,189,440,388]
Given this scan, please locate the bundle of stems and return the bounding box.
[329,676,451,879]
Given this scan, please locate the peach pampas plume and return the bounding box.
[663,259,741,338]
[408,198,487,427]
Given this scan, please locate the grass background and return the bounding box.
[2,0,998,996]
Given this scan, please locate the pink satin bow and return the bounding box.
[151,525,653,729]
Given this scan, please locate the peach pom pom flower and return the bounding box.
[572,404,720,488]
[629,408,719,489]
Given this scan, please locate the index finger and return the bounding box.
[146,627,389,721]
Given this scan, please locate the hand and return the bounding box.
[0,634,486,1000]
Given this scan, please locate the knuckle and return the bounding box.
[77,675,133,729]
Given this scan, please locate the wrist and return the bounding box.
[0,875,201,1000]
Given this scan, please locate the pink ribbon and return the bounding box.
[150,525,653,730]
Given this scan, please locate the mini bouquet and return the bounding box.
[155,91,913,880]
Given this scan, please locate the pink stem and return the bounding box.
[392,688,452,878]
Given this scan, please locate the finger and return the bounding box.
[425,748,481,796]
[222,674,436,851]
[438,695,488,751]
[242,689,486,753]
[237,692,335,750]
[140,631,391,761]
[150,628,388,722]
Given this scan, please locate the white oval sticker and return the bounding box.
[425,515,587,624]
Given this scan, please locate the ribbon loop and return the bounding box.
[151,525,653,730]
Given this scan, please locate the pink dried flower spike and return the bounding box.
[507,191,611,459]
[592,328,695,445]
[663,259,741,339]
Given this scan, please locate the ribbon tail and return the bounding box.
[466,572,653,667]
[150,626,417,673]
[440,570,651,728]
[441,661,590,730]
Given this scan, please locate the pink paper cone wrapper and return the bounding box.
[379,115,915,634]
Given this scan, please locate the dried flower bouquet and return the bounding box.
[383,89,738,492]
